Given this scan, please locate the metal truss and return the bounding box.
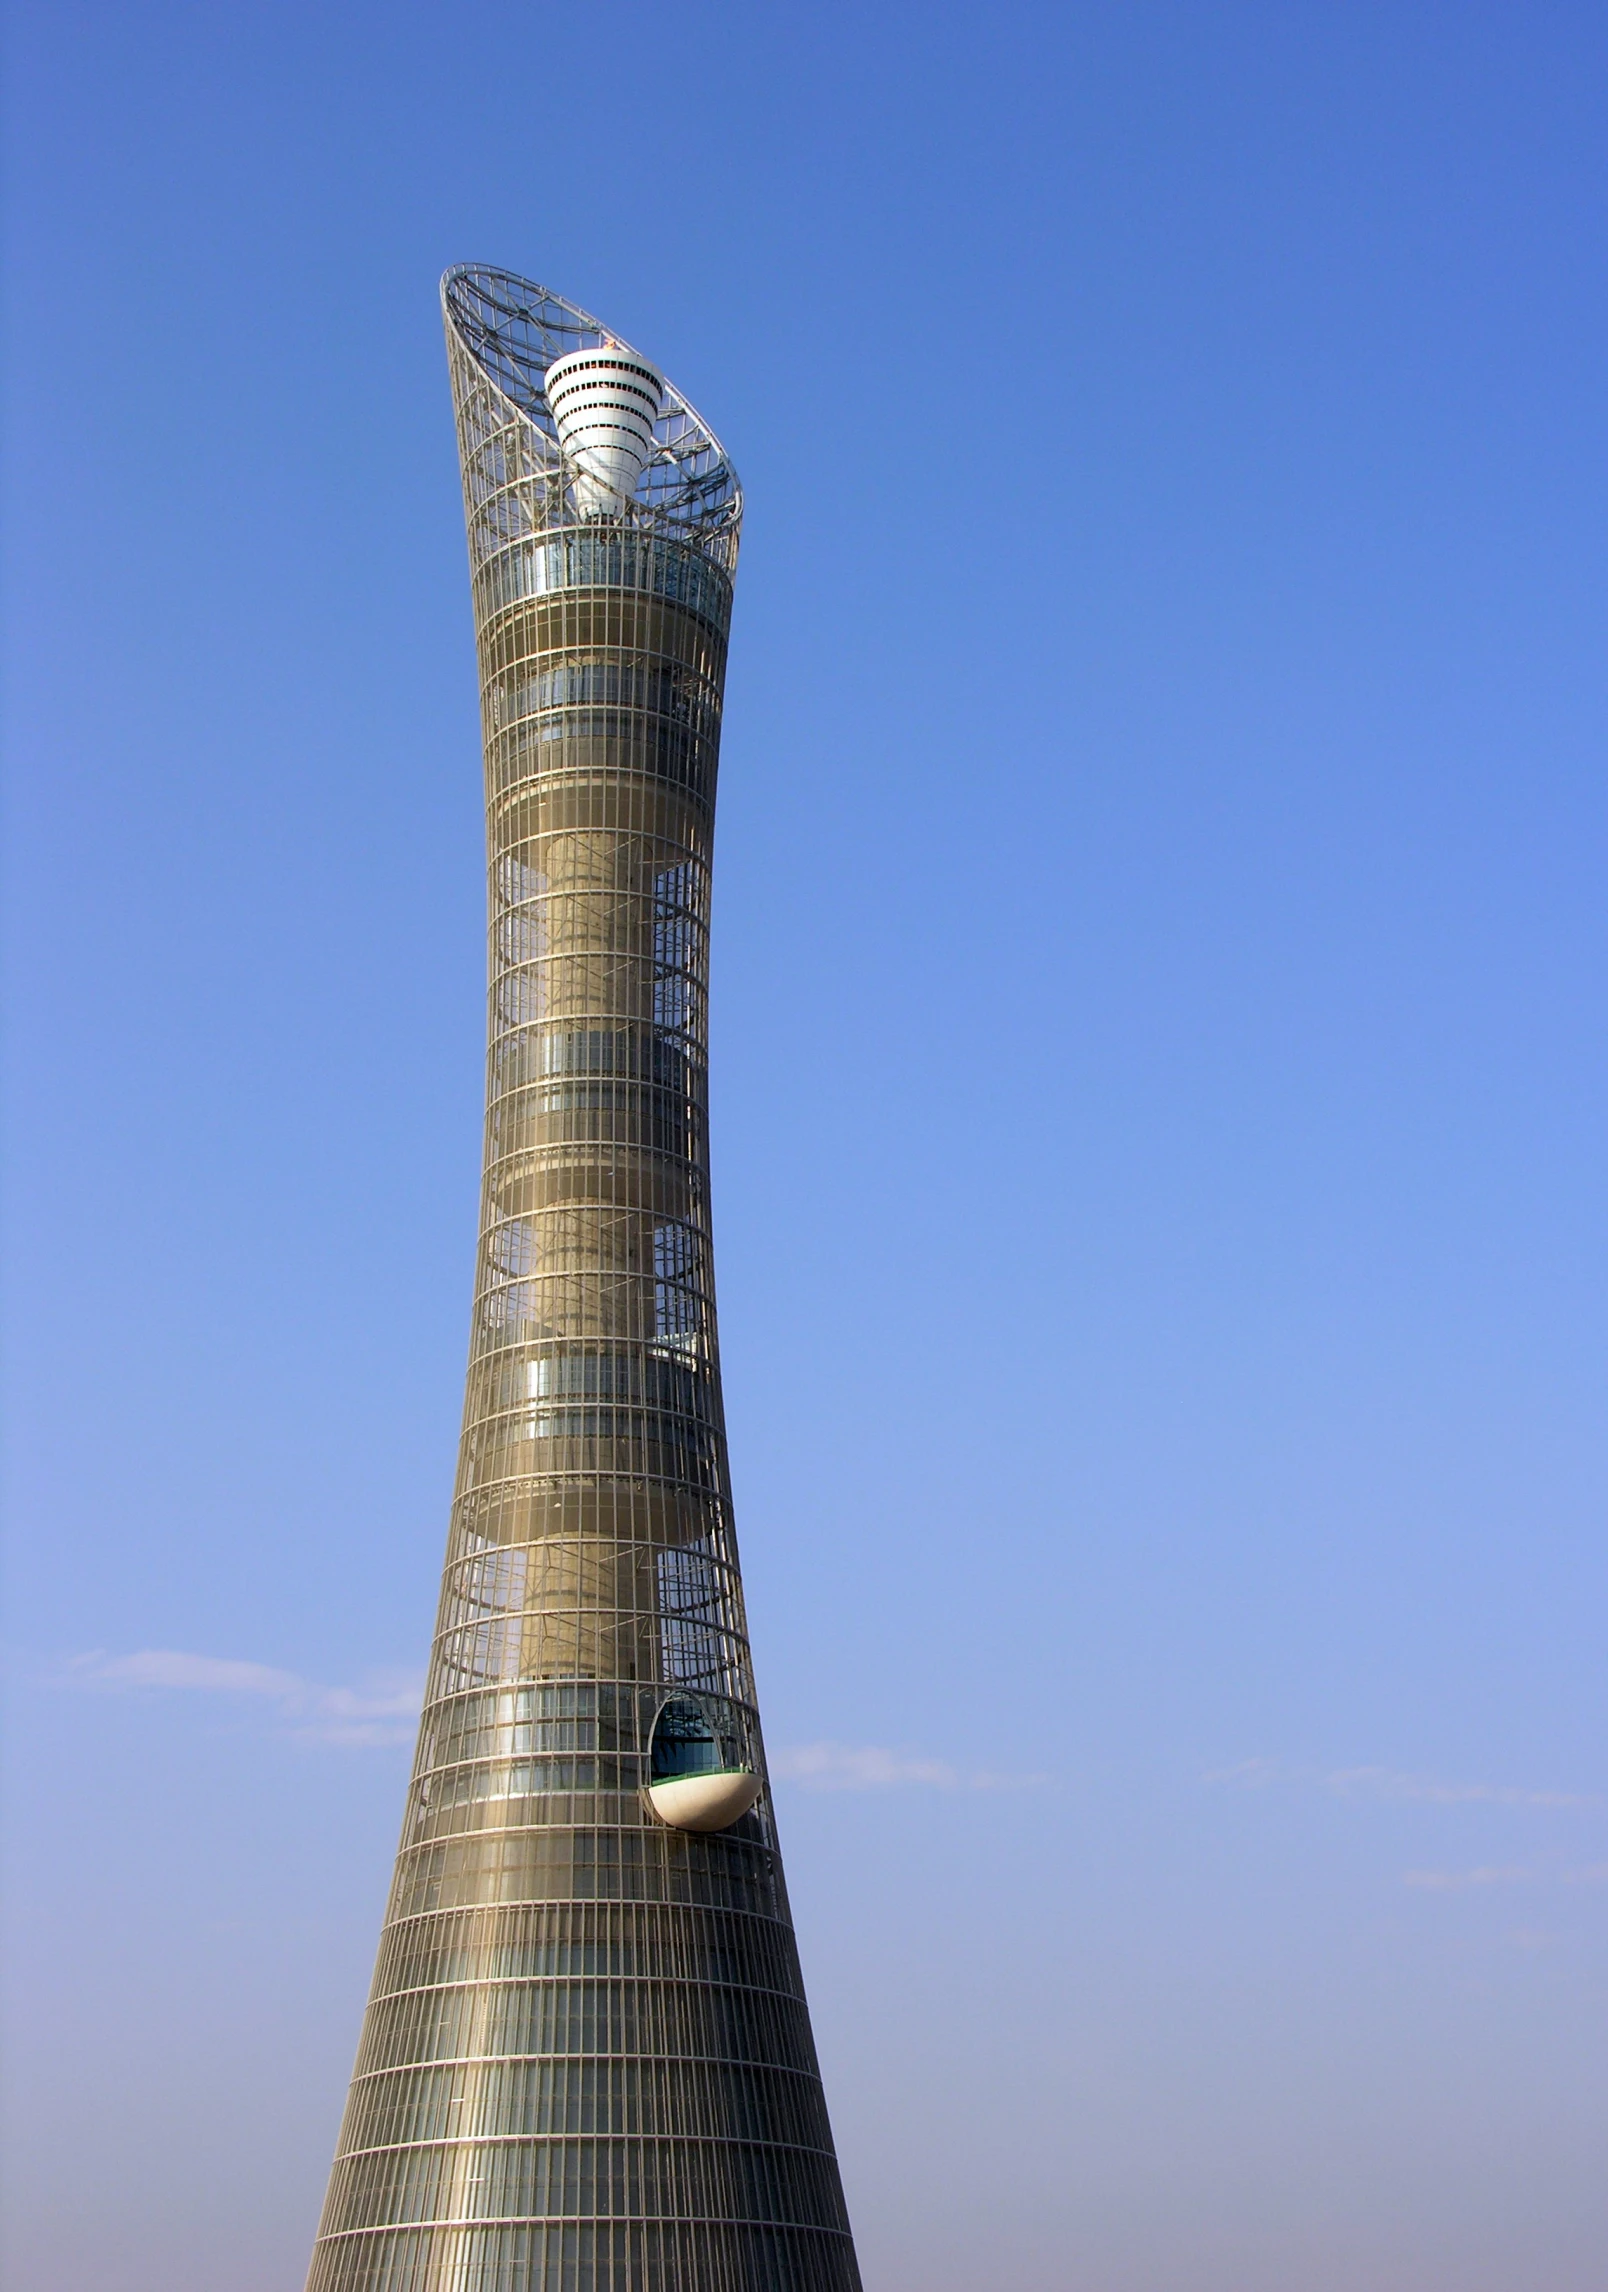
[443,267,742,561]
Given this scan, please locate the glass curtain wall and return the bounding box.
[304,270,861,2292]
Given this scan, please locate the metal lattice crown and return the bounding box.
[443,265,742,548]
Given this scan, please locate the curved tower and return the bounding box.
[306,269,861,2292]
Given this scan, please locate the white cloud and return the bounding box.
[1202,1759,1596,1809]
[1403,1864,1535,1891]
[1404,1862,1608,1892]
[1202,1757,1285,1789]
[770,1742,1041,1793]
[1329,1766,1595,1810]
[64,1649,423,1746]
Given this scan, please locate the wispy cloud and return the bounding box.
[771,1742,1042,1793]
[1329,1766,1595,1810]
[1202,1757,1284,1790]
[64,1649,422,1746]
[1405,1862,1608,1892]
[1202,1759,1596,1809]
[1403,1864,1536,1891]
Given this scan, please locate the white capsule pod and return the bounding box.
[545,343,664,516]
[645,1768,764,1833]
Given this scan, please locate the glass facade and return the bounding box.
[304,270,861,2292]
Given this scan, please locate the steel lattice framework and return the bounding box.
[304,269,861,2292]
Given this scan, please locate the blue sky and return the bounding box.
[3,4,1607,2287]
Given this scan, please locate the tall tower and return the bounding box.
[304,270,862,2292]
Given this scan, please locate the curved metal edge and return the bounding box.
[441,263,743,537]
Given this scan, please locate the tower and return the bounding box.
[304,270,861,2292]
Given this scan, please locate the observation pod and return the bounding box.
[304,270,862,2292]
